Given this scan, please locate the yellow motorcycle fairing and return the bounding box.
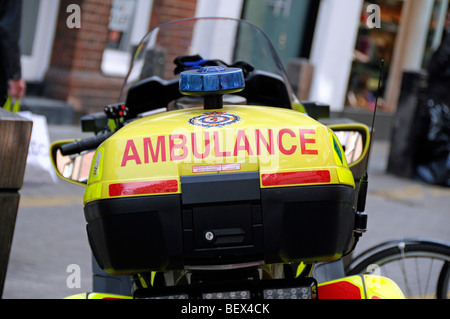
[65,292,133,299]
[83,104,354,204]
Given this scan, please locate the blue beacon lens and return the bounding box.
[179,66,245,94]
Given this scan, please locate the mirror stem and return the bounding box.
[357,171,368,213]
[354,171,368,235]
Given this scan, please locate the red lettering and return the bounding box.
[213,131,231,157]
[121,140,141,167]
[192,132,211,159]
[170,134,188,161]
[299,129,318,155]
[143,136,166,163]
[233,129,253,156]
[278,129,297,155]
[120,128,318,167]
[256,129,274,155]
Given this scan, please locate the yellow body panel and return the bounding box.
[363,275,406,299]
[84,105,354,203]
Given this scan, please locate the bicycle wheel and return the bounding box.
[437,262,449,299]
[345,238,450,299]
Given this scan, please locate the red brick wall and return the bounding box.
[44,0,122,118]
[149,0,197,29]
[44,0,198,120]
[149,0,198,79]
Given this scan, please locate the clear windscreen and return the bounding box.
[120,17,299,110]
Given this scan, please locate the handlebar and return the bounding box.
[60,131,114,156]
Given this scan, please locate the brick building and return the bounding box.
[20,0,447,124]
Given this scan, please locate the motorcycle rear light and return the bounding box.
[261,170,331,186]
[133,278,317,299]
[263,287,312,299]
[203,290,250,299]
[146,294,189,300]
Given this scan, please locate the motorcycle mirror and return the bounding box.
[334,130,365,166]
[324,121,371,183]
[50,140,93,186]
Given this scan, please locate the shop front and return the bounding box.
[346,0,449,113]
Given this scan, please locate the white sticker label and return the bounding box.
[192,163,241,173]
[92,152,102,177]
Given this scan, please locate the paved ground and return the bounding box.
[2,125,449,299]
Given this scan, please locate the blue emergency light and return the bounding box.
[179,66,245,95]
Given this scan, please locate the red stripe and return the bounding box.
[109,180,178,197]
[318,281,363,299]
[261,170,331,186]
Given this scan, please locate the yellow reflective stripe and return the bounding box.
[336,167,355,187]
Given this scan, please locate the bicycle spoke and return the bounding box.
[415,257,421,296]
[422,257,434,298]
[398,242,412,296]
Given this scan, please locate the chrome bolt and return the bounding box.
[205,231,215,242]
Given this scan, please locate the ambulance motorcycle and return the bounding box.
[50,17,405,299]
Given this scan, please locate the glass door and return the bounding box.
[242,0,312,66]
[20,0,59,82]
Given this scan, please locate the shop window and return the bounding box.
[102,0,152,77]
[106,0,137,51]
[20,0,40,56]
[346,0,403,111]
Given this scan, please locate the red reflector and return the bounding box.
[261,170,331,186]
[318,281,363,299]
[109,180,178,197]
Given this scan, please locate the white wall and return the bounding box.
[195,0,243,18]
[193,0,244,62]
[308,0,363,112]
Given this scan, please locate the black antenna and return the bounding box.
[354,59,384,233]
[366,59,385,168]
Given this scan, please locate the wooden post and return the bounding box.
[0,108,32,298]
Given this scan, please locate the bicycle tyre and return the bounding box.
[345,238,450,299]
[437,262,449,299]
